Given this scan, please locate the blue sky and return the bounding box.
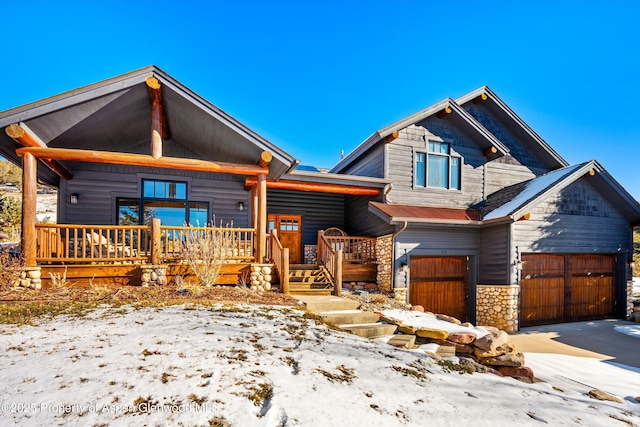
[0,0,638,199]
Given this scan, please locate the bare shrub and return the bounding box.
[181,222,236,286]
[0,248,24,290]
[49,266,69,289]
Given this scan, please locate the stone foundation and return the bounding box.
[304,245,317,264]
[376,234,392,293]
[627,280,634,320]
[393,287,407,303]
[19,266,42,289]
[476,285,519,333]
[141,265,168,286]
[249,264,273,292]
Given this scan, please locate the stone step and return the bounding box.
[296,295,361,312]
[337,323,398,339]
[385,334,417,349]
[319,310,380,326]
[289,289,332,296]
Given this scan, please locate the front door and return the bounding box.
[268,214,302,263]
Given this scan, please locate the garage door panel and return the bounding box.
[520,277,564,326]
[409,256,468,322]
[521,254,616,327]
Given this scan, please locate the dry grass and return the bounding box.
[0,283,299,325]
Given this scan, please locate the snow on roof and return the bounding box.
[483,163,585,221]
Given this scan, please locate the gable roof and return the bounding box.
[330,98,509,174]
[457,86,568,169]
[482,160,640,224]
[0,66,297,185]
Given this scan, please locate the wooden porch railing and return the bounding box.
[317,230,343,296]
[322,235,377,263]
[35,223,255,264]
[268,229,289,294]
[160,225,255,262]
[35,224,150,263]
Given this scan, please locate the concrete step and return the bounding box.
[319,310,380,326]
[337,323,398,339]
[296,295,361,312]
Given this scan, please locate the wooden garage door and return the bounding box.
[520,254,616,327]
[409,256,468,321]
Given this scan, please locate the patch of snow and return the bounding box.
[633,277,640,295]
[614,324,640,340]
[483,164,584,220]
[2,304,638,425]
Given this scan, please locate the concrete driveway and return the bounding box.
[509,319,640,369]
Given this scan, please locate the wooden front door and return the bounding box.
[409,256,469,321]
[520,253,616,327]
[268,214,302,264]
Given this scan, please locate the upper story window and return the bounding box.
[415,142,461,190]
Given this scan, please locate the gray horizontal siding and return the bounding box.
[485,162,543,195]
[395,226,479,254]
[479,224,510,284]
[60,164,250,227]
[267,189,344,246]
[513,180,631,254]
[344,195,394,237]
[341,143,385,178]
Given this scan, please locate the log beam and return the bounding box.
[16,147,268,176]
[146,77,169,159]
[473,93,488,104]
[21,152,38,266]
[257,151,273,168]
[244,177,382,196]
[482,146,498,156]
[385,130,400,143]
[256,173,267,262]
[6,124,74,180]
[436,106,452,119]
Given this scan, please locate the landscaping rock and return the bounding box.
[447,332,476,345]
[474,330,509,351]
[473,342,517,359]
[411,305,425,312]
[480,352,525,367]
[417,328,449,340]
[587,389,623,404]
[436,314,461,325]
[497,366,534,379]
[457,357,502,375]
[397,324,418,335]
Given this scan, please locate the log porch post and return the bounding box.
[146,77,169,159]
[151,218,162,265]
[256,173,267,262]
[21,152,37,267]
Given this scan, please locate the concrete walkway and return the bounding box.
[510,319,640,368]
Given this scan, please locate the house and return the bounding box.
[1,67,638,331]
[331,87,640,330]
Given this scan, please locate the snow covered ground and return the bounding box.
[1,304,639,426]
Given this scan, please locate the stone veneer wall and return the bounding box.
[304,245,317,264]
[627,280,634,320]
[376,234,393,293]
[249,264,273,291]
[476,285,519,333]
[141,265,168,286]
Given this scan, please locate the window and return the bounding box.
[415,142,461,190]
[117,180,209,226]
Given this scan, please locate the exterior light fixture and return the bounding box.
[238,202,244,212]
[70,194,79,205]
